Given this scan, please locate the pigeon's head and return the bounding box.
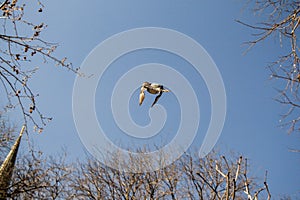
[142,81,151,87]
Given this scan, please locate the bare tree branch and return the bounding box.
[0,0,79,133]
[239,0,300,136]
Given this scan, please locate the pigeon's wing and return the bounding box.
[139,90,145,106]
[151,91,162,107]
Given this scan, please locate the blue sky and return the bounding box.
[19,0,300,197]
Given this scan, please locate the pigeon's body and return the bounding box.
[139,82,169,107]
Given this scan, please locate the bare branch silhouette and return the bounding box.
[239,0,300,134]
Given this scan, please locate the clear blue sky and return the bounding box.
[21,0,300,197]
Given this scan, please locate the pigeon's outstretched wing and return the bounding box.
[151,91,163,107]
[139,90,145,106]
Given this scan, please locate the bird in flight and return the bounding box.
[139,82,170,107]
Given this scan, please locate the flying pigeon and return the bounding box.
[139,82,170,107]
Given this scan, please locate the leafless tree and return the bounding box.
[0,129,272,200]
[0,0,78,133]
[238,0,300,134]
[7,151,72,199]
[0,116,72,199]
[68,150,271,199]
[0,1,77,195]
